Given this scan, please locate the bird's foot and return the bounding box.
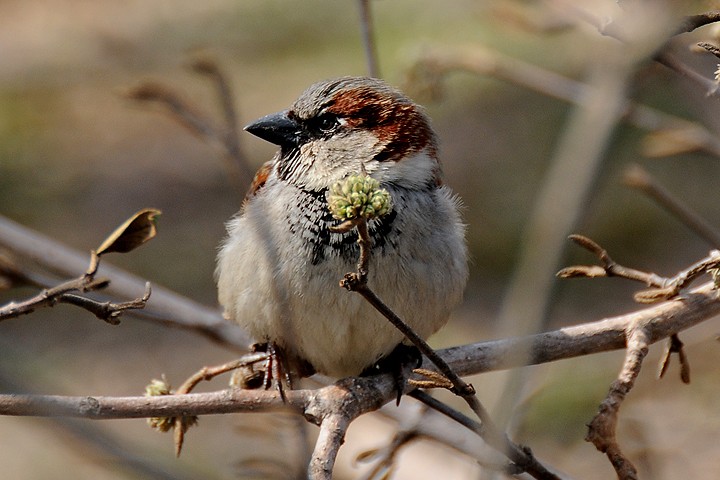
[361,344,422,405]
[229,342,292,401]
[233,343,314,402]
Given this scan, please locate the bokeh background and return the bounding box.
[1,1,719,478]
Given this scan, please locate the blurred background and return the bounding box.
[1,0,720,478]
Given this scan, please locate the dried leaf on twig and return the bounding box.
[96,209,161,256]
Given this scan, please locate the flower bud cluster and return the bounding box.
[327,174,392,221]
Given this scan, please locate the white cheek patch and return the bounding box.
[371,149,438,188]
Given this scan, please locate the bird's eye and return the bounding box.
[314,113,340,133]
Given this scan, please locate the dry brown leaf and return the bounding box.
[96,208,161,256]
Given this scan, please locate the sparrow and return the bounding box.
[216,76,468,382]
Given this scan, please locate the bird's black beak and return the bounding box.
[244,110,303,147]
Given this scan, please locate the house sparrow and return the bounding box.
[216,76,468,381]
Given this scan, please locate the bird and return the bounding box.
[216,76,468,384]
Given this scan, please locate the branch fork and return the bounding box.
[0,209,160,325]
[560,234,715,479]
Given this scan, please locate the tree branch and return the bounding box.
[675,11,720,34]
[356,0,380,78]
[309,413,352,480]
[409,390,536,477]
[1,279,716,415]
[406,46,720,158]
[623,164,720,248]
[585,326,650,480]
[4,207,718,477]
[1,279,717,477]
[558,236,720,303]
[189,56,255,187]
[0,213,251,349]
[333,213,528,472]
[127,58,254,191]
[1,245,151,325]
[564,4,720,97]
[440,280,720,377]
